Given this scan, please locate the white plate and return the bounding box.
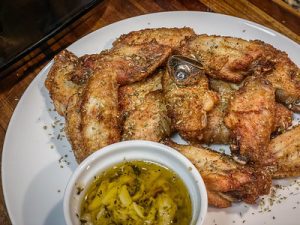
[2,11,300,225]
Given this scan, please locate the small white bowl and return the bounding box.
[63,140,207,225]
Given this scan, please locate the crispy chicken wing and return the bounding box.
[119,71,171,141]
[165,141,272,208]
[58,43,171,161]
[224,77,276,165]
[179,35,275,83]
[80,64,121,153]
[179,35,300,111]
[269,125,300,178]
[162,68,219,142]
[113,27,195,49]
[45,50,80,115]
[201,80,292,145]
[71,42,172,86]
[273,103,293,134]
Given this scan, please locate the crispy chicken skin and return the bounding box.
[266,51,300,111]
[113,27,196,49]
[62,43,171,161]
[71,42,172,86]
[201,80,292,145]
[65,92,86,162]
[225,77,276,165]
[201,79,237,144]
[179,35,300,111]
[162,68,219,142]
[119,71,163,112]
[80,64,121,153]
[122,91,171,141]
[119,71,171,141]
[179,35,275,83]
[165,141,272,208]
[70,54,99,85]
[45,50,80,115]
[269,126,300,178]
[273,103,293,133]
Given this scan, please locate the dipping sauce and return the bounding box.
[80,160,192,225]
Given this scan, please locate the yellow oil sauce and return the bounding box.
[80,160,192,225]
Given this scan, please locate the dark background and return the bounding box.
[0,0,99,72]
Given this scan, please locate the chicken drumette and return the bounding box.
[224,77,276,165]
[165,141,272,208]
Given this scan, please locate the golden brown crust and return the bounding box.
[71,42,172,86]
[65,92,86,162]
[179,35,300,111]
[122,91,171,142]
[206,190,232,208]
[165,141,272,208]
[179,35,275,83]
[113,27,196,49]
[162,69,219,142]
[225,77,276,165]
[80,64,121,153]
[200,79,237,144]
[266,51,300,111]
[70,54,99,85]
[269,125,300,178]
[119,71,163,113]
[201,80,293,145]
[119,71,171,142]
[45,50,80,115]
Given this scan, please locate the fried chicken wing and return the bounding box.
[60,43,171,160]
[113,27,195,49]
[71,42,172,86]
[165,141,272,208]
[224,77,276,165]
[45,50,80,115]
[201,80,292,145]
[162,68,219,142]
[80,64,121,153]
[179,35,275,83]
[269,125,300,178]
[119,71,171,141]
[179,35,300,111]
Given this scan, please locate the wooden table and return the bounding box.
[0,0,299,224]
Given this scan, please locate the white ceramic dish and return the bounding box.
[63,140,208,225]
[2,11,300,225]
